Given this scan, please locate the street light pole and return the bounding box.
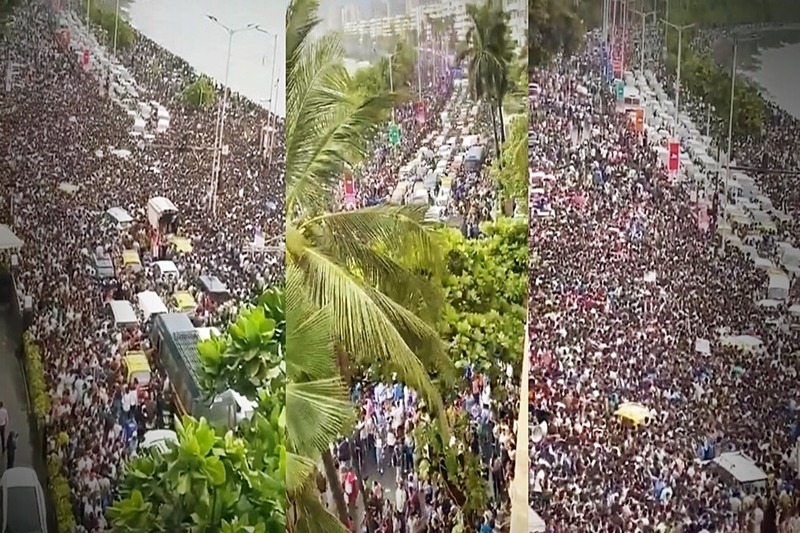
[206,15,257,217]
[661,19,694,122]
[631,7,656,72]
[113,0,120,55]
[256,27,279,168]
[725,35,759,206]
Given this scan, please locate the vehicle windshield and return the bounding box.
[5,486,42,533]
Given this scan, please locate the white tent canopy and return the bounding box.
[0,225,23,250]
[712,451,767,485]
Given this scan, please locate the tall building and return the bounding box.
[342,3,361,26]
[343,0,525,48]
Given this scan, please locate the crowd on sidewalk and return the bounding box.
[528,31,800,532]
[0,1,283,531]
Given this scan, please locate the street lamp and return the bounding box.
[206,15,258,217]
[631,7,657,72]
[724,34,760,206]
[255,27,280,168]
[660,19,694,122]
[113,0,120,54]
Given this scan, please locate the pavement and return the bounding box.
[0,305,35,477]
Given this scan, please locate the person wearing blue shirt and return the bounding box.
[393,381,403,402]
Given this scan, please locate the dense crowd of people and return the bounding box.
[528,27,800,532]
[0,1,283,530]
[323,56,523,532]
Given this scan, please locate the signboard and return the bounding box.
[614,80,624,101]
[612,58,623,77]
[668,140,680,172]
[414,101,426,124]
[388,123,400,145]
[634,108,644,132]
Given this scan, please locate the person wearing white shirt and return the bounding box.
[395,481,407,514]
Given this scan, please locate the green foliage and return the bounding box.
[85,0,135,49]
[415,411,489,529]
[182,75,217,110]
[198,286,285,400]
[349,40,416,102]
[659,21,765,141]
[47,455,76,533]
[666,0,800,26]
[109,287,286,533]
[490,114,528,201]
[437,219,527,389]
[528,0,584,68]
[460,2,514,151]
[108,416,285,533]
[22,332,50,423]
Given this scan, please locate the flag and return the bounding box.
[415,101,426,124]
[668,141,680,172]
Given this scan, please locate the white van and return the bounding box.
[1,467,48,533]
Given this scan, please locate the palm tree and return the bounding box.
[459,2,513,155]
[286,0,453,525]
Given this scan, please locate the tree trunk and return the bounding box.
[321,449,349,525]
[489,104,500,159]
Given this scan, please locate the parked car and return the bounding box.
[1,467,48,533]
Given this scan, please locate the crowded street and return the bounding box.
[0,0,283,530]
[326,47,524,530]
[528,24,800,532]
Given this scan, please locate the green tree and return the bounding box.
[183,75,217,110]
[528,0,583,68]
[438,218,527,392]
[286,0,453,526]
[460,2,514,154]
[285,268,354,533]
[84,0,135,49]
[490,114,528,203]
[108,414,285,533]
[415,412,489,532]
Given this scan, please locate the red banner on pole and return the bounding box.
[634,108,644,132]
[82,48,90,67]
[415,101,426,124]
[343,173,355,207]
[668,141,680,172]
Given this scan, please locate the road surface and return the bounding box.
[0,305,34,477]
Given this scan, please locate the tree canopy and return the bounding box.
[490,114,528,203]
[460,1,514,151]
[437,218,527,391]
[528,0,584,68]
[183,75,217,110]
[84,0,135,49]
[350,40,416,101]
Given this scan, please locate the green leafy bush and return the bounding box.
[22,332,50,423]
[47,455,76,533]
[182,75,217,110]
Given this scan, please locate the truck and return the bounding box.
[151,313,255,429]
